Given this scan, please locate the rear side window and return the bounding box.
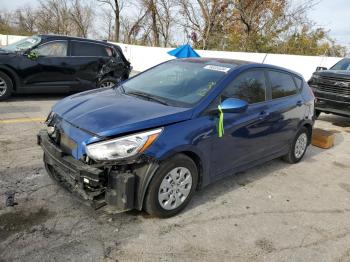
[222,70,267,104]
[294,77,303,90]
[71,41,109,57]
[268,71,298,99]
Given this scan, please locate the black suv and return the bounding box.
[0,35,131,100]
[308,58,350,117]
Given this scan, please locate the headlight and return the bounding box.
[85,128,163,161]
[312,74,320,80]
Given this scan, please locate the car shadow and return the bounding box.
[7,93,67,102]
[318,114,350,128]
[184,135,343,213]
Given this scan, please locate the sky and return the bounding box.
[1,0,350,48]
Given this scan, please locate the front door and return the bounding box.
[210,69,275,177]
[22,40,73,92]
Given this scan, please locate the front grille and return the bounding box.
[316,76,350,96]
[318,84,350,96]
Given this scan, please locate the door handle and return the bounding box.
[296,100,303,107]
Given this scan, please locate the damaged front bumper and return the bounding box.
[37,130,157,212]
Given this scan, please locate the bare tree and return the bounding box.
[36,0,71,34]
[156,0,176,46]
[14,7,37,35]
[100,7,115,40]
[69,0,94,37]
[178,0,230,49]
[97,0,127,42]
[121,9,148,44]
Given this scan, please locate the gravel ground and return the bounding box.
[0,94,350,262]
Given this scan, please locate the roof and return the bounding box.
[177,57,304,79]
[180,57,253,66]
[37,34,114,46]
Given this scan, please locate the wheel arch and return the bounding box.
[0,65,20,92]
[137,149,205,211]
[302,122,313,144]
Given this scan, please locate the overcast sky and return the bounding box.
[1,0,349,48]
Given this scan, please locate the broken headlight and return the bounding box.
[85,128,163,161]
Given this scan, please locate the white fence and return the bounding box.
[116,43,342,80]
[1,34,342,80]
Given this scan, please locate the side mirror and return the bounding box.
[27,50,39,60]
[220,98,248,113]
[316,66,327,71]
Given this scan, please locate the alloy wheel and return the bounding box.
[294,133,308,159]
[99,81,116,88]
[0,77,7,96]
[158,167,193,210]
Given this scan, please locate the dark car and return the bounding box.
[0,35,131,100]
[38,58,315,217]
[308,58,350,118]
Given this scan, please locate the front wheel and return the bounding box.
[283,127,310,164]
[0,72,13,101]
[144,154,198,218]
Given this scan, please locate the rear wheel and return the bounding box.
[283,127,309,164]
[144,154,198,218]
[98,77,120,88]
[0,72,13,101]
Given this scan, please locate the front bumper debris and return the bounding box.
[37,130,136,211]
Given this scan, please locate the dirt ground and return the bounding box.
[0,94,350,262]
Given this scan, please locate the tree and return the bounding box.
[97,0,126,42]
[14,7,37,35]
[69,0,94,37]
[36,0,71,35]
[156,0,176,47]
[178,0,230,49]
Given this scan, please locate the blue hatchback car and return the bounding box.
[38,58,315,217]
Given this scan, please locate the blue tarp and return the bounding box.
[167,44,200,58]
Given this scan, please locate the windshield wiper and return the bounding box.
[126,91,169,105]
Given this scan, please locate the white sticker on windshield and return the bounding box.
[204,65,230,73]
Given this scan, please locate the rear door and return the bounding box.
[69,41,118,91]
[265,70,305,152]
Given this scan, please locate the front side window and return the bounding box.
[71,41,109,57]
[122,60,236,107]
[35,41,68,57]
[268,71,297,99]
[222,70,267,104]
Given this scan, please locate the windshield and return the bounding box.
[330,58,350,71]
[2,36,41,52]
[122,60,235,107]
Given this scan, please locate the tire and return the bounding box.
[98,77,119,88]
[144,154,198,218]
[0,71,13,101]
[283,127,309,164]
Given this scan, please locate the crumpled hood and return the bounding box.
[52,88,193,137]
